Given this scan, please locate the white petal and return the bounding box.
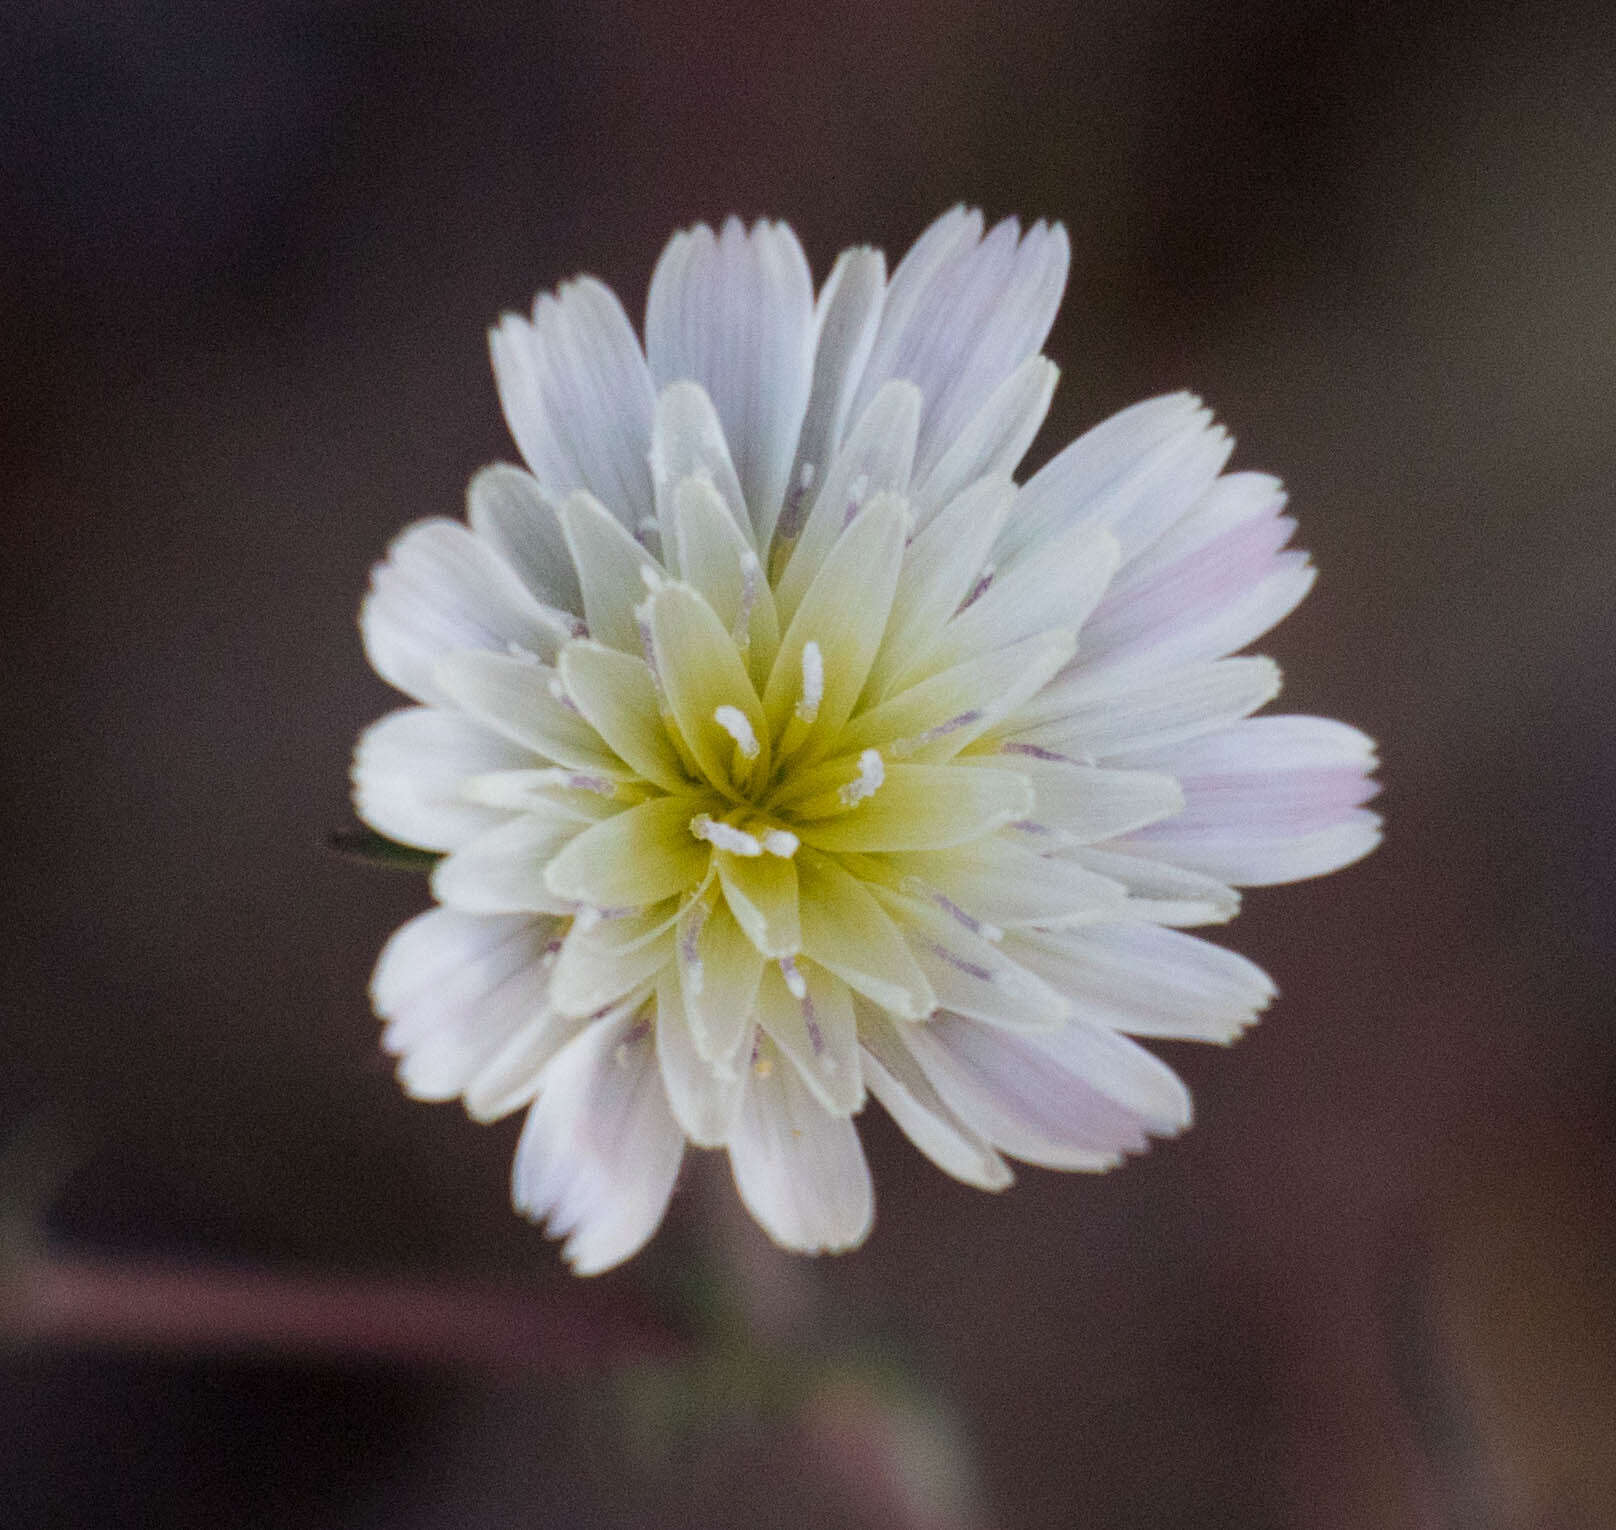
[360,519,574,706]
[858,1008,1011,1190]
[788,245,886,511]
[463,1005,587,1124]
[1005,923,1274,1043]
[1116,716,1382,885]
[489,276,657,527]
[431,812,593,914]
[1070,846,1241,927]
[1000,393,1229,565]
[1008,656,1283,760]
[433,650,626,776]
[512,1006,684,1275]
[911,355,1057,524]
[874,887,1071,1031]
[1119,470,1288,582]
[850,210,1069,480]
[727,1038,874,1254]
[1078,517,1313,679]
[990,757,1184,843]
[645,218,816,548]
[466,463,583,616]
[648,381,750,550]
[1127,813,1384,886]
[908,523,1117,687]
[372,908,566,1103]
[352,707,534,851]
[904,1011,1191,1170]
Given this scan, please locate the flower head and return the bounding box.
[354,209,1380,1273]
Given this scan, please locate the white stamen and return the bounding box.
[796,641,823,723]
[690,814,763,856]
[732,549,760,647]
[713,705,760,759]
[779,956,808,1000]
[838,748,885,807]
[760,828,800,858]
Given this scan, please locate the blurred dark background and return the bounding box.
[3,1,1615,1526]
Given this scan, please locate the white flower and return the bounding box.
[354,209,1380,1274]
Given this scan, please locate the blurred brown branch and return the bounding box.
[4,1250,676,1375]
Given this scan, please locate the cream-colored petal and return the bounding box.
[543,793,716,908]
[841,629,1075,763]
[556,489,662,653]
[772,380,920,623]
[645,581,770,796]
[665,476,780,684]
[796,852,935,1019]
[764,492,908,755]
[867,474,1016,698]
[549,902,679,1019]
[755,961,863,1116]
[715,848,801,958]
[557,639,691,793]
[792,763,1032,853]
[678,894,764,1067]
[656,972,747,1146]
[883,839,1128,930]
